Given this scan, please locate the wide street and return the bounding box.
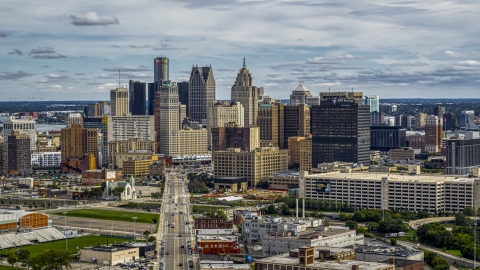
[160,169,195,270]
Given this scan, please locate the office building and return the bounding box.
[158,81,179,156]
[122,155,159,177]
[370,111,385,126]
[258,102,284,148]
[7,131,31,174]
[60,125,99,169]
[85,101,110,117]
[446,134,480,175]
[67,113,83,127]
[395,114,403,127]
[460,110,475,130]
[31,152,61,168]
[177,128,208,156]
[425,115,443,153]
[197,239,241,255]
[154,56,169,82]
[179,103,186,128]
[415,112,426,128]
[370,126,407,154]
[206,101,244,148]
[188,65,216,123]
[108,139,156,169]
[112,150,155,170]
[2,118,36,150]
[288,137,312,171]
[107,115,155,142]
[147,81,161,116]
[283,104,310,149]
[388,148,415,161]
[178,81,189,116]
[356,246,424,263]
[231,59,258,127]
[213,147,288,187]
[433,106,445,119]
[211,124,260,152]
[195,218,234,229]
[0,142,6,174]
[444,112,456,131]
[80,245,139,266]
[400,115,414,129]
[408,133,425,152]
[214,177,248,192]
[83,117,103,129]
[83,117,108,167]
[290,84,313,105]
[305,171,480,213]
[128,80,146,115]
[110,87,129,116]
[384,116,395,126]
[319,91,363,104]
[365,95,380,112]
[311,99,370,167]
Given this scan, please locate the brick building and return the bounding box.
[197,239,241,255]
[195,217,234,229]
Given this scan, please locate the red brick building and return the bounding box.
[194,217,233,229]
[197,239,241,255]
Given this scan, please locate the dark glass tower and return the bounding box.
[154,57,169,82]
[311,99,370,167]
[129,80,146,115]
[178,81,189,116]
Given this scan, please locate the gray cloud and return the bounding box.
[30,47,55,54]
[75,73,86,75]
[32,54,67,59]
[217,68,236,72]
[110,45,121,48]
[0,71,34,80]
[130,45,150,48]
[8,49,23,56]
[0,31,6,38]
[306,57,340,65]
[103,65,149,72]
[70,11,120,26]
[152,43,187,51]
[390,61,430,66]
[56,70,68,73]
[42,65,49,68]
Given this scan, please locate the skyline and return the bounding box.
[1,0,480,100]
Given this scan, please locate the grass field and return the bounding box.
[0,266,25,270]
[52,209,158,223]
[445,249,462,257]
[397,229,417,242]
[0,236,132,258]
[192,205,230,213]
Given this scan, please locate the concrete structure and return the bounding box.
[110,87,129,116]
[107,115,155,142]
[149,159,166,177]
[258,102,284,148]
[425,115,443,153]
[211,123,259,152]
[2,118,36,150]
[446,135,480,175]
[80,245,139,266]
[355,245,424,263]
[111,150,155,170]
[388,148,415,161]
[290,84,315,105]
[213,177,248,192]
[198,239,241,255]
[0,210,50,233]
[177,128,208,156]
[231,59,258,127]
[85,101,110,117]
[18,177,34,188]
[158,81,179,156]
[154,56,169,82]
[122,155,159,177]
[108,139,156,169]
[283,104,310,149]
[370,126,407,154]
[60,124,99,170]
[415,112,426,129]
[378,259,424,270]
[31,152,61,168]
[129,80,146,115]
[266,171,301,190]
[7,131,31,174]
[213,147,288,187]
[305,172,480,213]
[206,101,244,148]
[408,133,425,152]
[188,65,216,123]
[288,136,312,171]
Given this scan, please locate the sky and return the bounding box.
[0,0,479,101]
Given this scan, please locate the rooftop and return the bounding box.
[356,245,422,257]
[264,227,355,240]
[306,172,475,183]
[272,171,300,178]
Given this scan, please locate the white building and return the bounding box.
[107,115,155,142]
[31,152,61,167]
[2,118,37,150]
[102,177,137,200]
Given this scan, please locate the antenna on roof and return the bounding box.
[243,58,246,69]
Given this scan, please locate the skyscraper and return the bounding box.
[425,115,443,153]
[60,124,99,165]
[444,112,456,131]
[433,106,445,119]
[188,66,215,123]
[7,131,31,174]
[283,104,310,149]
[206,101,244,149]
[2,118,37,151]
[158,81,179,156]
[129,80,146,115]
[365,95,379,112]
[258,102,284,148]
[231,59,258,127]
[311,99,370,166]
[178,81,189,116]
[290,84,313,105]
[460,110,475,130]
[154,57,169,82]
[110,87,129,116]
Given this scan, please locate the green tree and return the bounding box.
[266,205,277,214]
[255,181,269,189]
[32,249,72,270]
[112,186,125,199]
[454,212,472,226]
[152,217,158,224]
[346,220,358,230]
[463,207,475,216]
[288,163,300,171]
[7,250,18,267]
[147,235,157,242]
[281,203,291,215]
[143,230,150,239]
[390,238,397,246]
[100,181,107,191]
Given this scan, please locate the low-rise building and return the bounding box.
[378,258,424,270]
[80,245,139,266]
[266,171,301,190]
[213,177,248,192]
[311,161,369,174]
[18,178,34,188]
[195,217,234,229]
[81,168,120,186]
[31,152,61,168]
[388,148,416,161]
[123,156,159,177]
[197,239,241,255]
[355,245,424,262]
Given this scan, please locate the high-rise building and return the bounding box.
[288,136,312,171]
[408,133,425,152]
[7,131,31,174]
[67,113,83,127]
[433,106,445,119]
[2,118,36,150]
[179,103,187,128]
[178,81,189,116]
[258,102,284,148]
[107,138,156,169]
[206,101,244,149]
[158,81,179,156]
[425,115,443,153]
[365,95,380,112]
[319,91,363,104]
[83,117,108,167]
[415,112,426,128]
[154,91,162,153]
[370,112,385,126]
[147,81,161,116]
[129,80,146,115]
[446,133,480,175]
[401,115,414,129]
[154,57,169,82]
[370,126,407,154]
[60,124,99,166]
[444,112,456,131]
[231,59,258,127]
[460,110,475,130]
[311,99,370,167]
[106,115,155,142]
[0,141,7,174]
[188,66,215,123]
[283,104,310,150]
[211,123,260,152]
[177,128,208,156]
[290,84,313,105]
[85,102,110,117]
[213,147,288,187]
[110,87,129,116]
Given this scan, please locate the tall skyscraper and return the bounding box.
[415,112,426,128]
[158,81,179,156]
[320,91,363,104]
[188,66,215,123]
[7,131,31,174]
[67,113,83,127]
[154,57,169,82]
[178,81,189,116]
[110,87,129,116]
[231,59,258,127]
[444,112,456,131]
[290,84,313,105]
[258,102,284,148]
[460,110,475,130]
[211,123,260,152]
[283,104,310,149]
[129,80,146,115]
[425,115,443,153]
[311,99,370,166]
[60,124,99,165]
[207,101,244,149]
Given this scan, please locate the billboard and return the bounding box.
[315,181,331,192]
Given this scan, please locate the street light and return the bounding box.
[132,217,137,242]
[63,211,68,251]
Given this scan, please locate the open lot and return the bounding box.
[52,209,158,223]
[0,236,132,258]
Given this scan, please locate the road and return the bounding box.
[160,170,195,270]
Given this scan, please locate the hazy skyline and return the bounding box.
[1,0,479,101]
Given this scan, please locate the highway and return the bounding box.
[160,170,195,270]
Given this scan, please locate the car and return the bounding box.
[181,245,184,248]
[146,209,152,212]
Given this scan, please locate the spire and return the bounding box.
[243,57,246,69]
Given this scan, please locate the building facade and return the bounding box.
[177,81,189,116]
[206,101,244,149]
[129,80,146,115]
[370,126,407,154]
[258,102,284,148]
[290,84,314,105]
[177,128,208,156]
[107,115,155,142]
[31,152,61,168]
[288,136,312,171]
[211,124,260,152]
[446,136,480,175]
[2,118,37,150]
[460,110,475,130]
[425,115,443,153]
[60,124,99,167]
[231,59,258,127]
[154,56,169,82]
[283,104,310,149]
[110,87,129,116]
[188,66,215,123]
[107,139,156,169]
[158,81,179,156]
[7,131,31,174]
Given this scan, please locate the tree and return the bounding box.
[112,187,125,199]
[266,205,277,214]
[463,207,475,216]
[31,249,72,270]
[7,250,18,267]
[143,230,151,239]
[346,220,358,230]
[138,190,143,197]
[152,217,158,224]
[288,163,300,171]
[454,212,472,226]
[100,181,107,191]
[255,181,269,189]
[147,236,157,242]
[281,203,291,215]
[390,238,397,246]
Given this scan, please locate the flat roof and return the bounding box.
[257,254,390,270]
[306,172,475,183]
[272,171,300,178]
[264,228,354,240]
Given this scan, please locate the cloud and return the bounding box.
[129,45,150,48]
[0,71,34,80]
[103,65,149,72]
[455,60,480,66]
[390,61,430,66]
[32,54,67,59]
[56,70,68,73]
[152,43,187,51]
[0,31,6,38]
[8,49,23,56]
[42,65,49,68]
[306,57,339,65]
[75,73,86,75]
[70,11,120,26]
[30,47,55,54]
[217,68,236,72]
[110,45,121,48]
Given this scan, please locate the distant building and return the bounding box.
[102,178,137,200]
[108,139,156,169]
[81,168,119,186]
[158,81,179,156]
[107,115,155,142]
[433,106,445,119]
[195,217,234,229]
[446,133,480,175]
[122,155,159,176]
[7,131,31,174]
[408,133,425,152]
[370,126,407,154]
[198,239,241,255]
[110,87,129,116]
[67,113,83,127]
[60,124,99,169]
[231,59,258,127]
[288,136,312,171]
[31,152,61,169]
[365,95,380,112]
[80,245,139,266]
[2,118,36,151]
[371,111,385,126]
[283,104,310,149]
[211,123,260,152]
[444,112,456,131]
[213,177,248,192]
[154,56,169,82]
[460,110,475,130]
[415,112,426,128]
[319,91,363,104]
[177,81,189,116]
[388,148,415,161]
[258,102,284,148]
[177,128,208,156]
[206,101,244,149]
[188,66,215,123]
[129,80,146,115]
[356,245,424,263]
[85,101,110,117]
[290,84,314,105]
[425,115,443,153]
[0,142,6,174]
